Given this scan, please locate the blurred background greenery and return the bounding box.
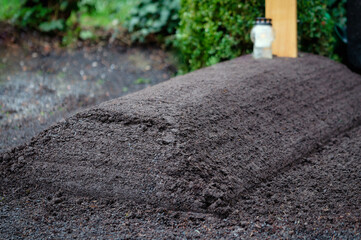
[0,0,347,73]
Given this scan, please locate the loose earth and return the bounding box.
[1,54,360,239]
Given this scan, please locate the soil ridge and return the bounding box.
[1,54,361,216]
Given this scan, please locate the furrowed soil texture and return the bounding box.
[1,54,361,239]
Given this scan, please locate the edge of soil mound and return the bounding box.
[1,53,361,216]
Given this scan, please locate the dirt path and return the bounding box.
[0,38,176,152]
[1,54,360,239]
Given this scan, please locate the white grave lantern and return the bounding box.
[251,17,275,59]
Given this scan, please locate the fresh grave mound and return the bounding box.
[1,53,361,216]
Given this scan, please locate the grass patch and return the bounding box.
[134,78,151,85]
[96,79,105,85]
[79,0,139,29]
[0,62,6,70]
[56,72,66,79]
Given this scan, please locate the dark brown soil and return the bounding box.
[1,54,361,239]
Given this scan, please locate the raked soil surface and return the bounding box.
[1,54,361,239]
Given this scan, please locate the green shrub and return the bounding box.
[176,0,337,72]
[328,0,347,27]
[298,1,340,59]
[327,0,347,62]
[124,0,180,42]
[0,0,23,21]
[14,0,79,32]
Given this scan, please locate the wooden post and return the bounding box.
[266,0,298,58]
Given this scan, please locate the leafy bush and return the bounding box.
[328,0,347,27]
[14,0,79,32]
[0,0,23,21]
[297,1,335,58]
[125,0,180,42]
[175,0,338,72]
[175,0,263,71]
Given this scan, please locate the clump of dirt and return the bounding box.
[1,54,361,238]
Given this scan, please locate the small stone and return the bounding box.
[170,128,179,133]
[18,156,25,163]
[163,116,176,124]
[100,116,108,122]
[3,153,11,162]
[240,221,248,227]
[232,227,244,237]
[162,133,175,144]
[254,223,262,229]
[52,198,63,204]
[10,164,17,172]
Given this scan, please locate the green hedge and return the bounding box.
[14,0,79,32]
[175,0,336,72]
[125,0,180,42]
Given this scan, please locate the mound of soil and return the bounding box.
[1,53,361,238]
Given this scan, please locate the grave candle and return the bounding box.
[251,17,275,59]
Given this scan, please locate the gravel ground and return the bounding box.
[0,27,176,152]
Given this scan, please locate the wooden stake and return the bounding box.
[266,0,298,58]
